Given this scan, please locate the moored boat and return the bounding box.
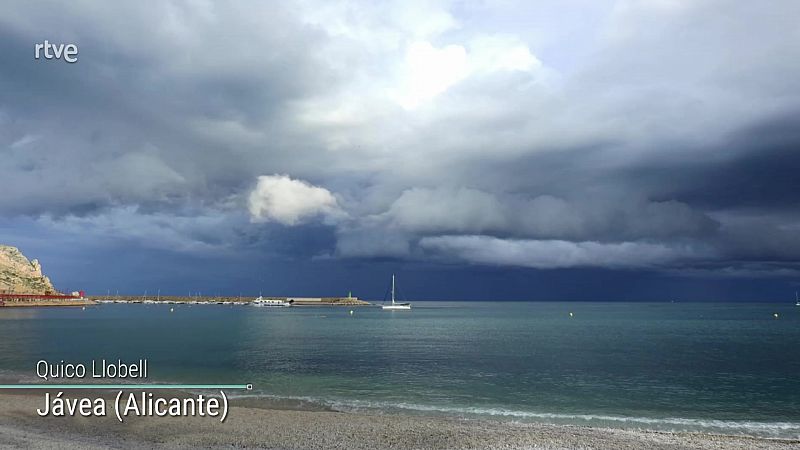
[253,296,292,307]
[382,274,411,311]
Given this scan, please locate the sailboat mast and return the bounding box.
[391,274,396,305]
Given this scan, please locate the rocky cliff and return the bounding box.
[0,245,57,295]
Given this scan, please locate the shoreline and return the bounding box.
[1,368,798,443]
[229,394,800,439]
[0,392,797,449]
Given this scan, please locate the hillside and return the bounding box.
[0,245,57,295]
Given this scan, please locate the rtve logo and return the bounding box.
[34,40,78,63]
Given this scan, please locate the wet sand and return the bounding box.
[0,393,797,449]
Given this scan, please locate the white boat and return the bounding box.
[382,275,411,310]
[253,296,292,307]
[795,291,799,307]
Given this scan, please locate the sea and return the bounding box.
[1,301,798,438]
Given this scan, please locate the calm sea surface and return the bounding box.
[1,302,798,437]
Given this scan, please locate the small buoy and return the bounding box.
[349,310,354,315]
[773,313,779,319]
[82,306,86,311]
[569,312,574,318]
[170,307,174,313]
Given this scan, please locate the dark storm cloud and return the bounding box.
[0,2,327,218]
[662,111,800,210]
[1,0,799,289]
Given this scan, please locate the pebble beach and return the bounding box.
[0,393,797,450]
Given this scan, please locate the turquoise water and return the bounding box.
[1,302,799,438]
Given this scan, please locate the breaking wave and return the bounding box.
[229,392,800,439]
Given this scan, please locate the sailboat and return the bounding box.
[382,274,411,310]
[795,291,799,307]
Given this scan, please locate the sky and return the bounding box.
[1,1,799,301]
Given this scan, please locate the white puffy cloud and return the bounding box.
[248,175,342,225]
[420,235,706,269]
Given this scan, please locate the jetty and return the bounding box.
[87,295,370,307]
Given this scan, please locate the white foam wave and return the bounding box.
[229,392,800,438]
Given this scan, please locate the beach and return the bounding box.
[0,393,797,450]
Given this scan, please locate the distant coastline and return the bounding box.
[0,294,371,308]
[88,295,371,307]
